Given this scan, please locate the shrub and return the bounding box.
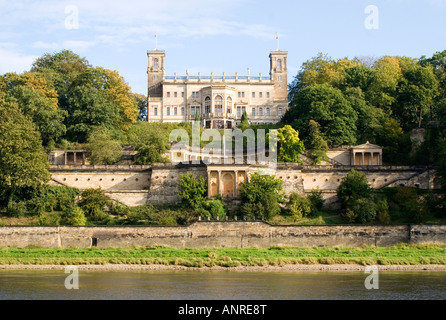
[205,200,227,220]
[126,205,157,225]
[350,198,377,224]
[27,186,79,215]
[6,200,28,218]
[38,212,62,226]
[110,200,130,217]
[78,189,112,221]
[64,206,87,226]
[176,173,208,209]
[308,188,325,212]
[337,170,371,208]
[288,193,313,220]
[344,209,358,224]
[376,200,391,225]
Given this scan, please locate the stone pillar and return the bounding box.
[74,152,77,166]
[208,171,212,198]
[361,152,365,166]
[234,171,238,198]
[218,171,222,196]
[64,152,68,165]
[82,152,86,165]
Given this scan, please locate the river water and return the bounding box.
[0,270,445,300]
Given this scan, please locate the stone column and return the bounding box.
[361,152,365,166]
[234,171,238,198]
[207,171,212,198]
[218,171,222,196]
[64,152,68,165]
[74,152,77,166]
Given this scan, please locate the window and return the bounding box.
[174,92,178,98]
[153,75,158,81]
[237,107,241,116]
[167,107,171,116]
[277,76,282,81]
[267,92,270,99]
[174,107,178,116]
[154,58,159,69]
[182,92,185,98]
[167,92,170,98]
[181,107,185,116]
[278,108,283,116]
[259,107,263,116]
[238,92,241,98]
[227,97,232,113]
[266,107,271,116]
[277,59,282,70]
[191,107,195,116]
[205,96,211,114]
[215,95,223,113]
[252,92,256,98]
[252,108,256,117]
[154,107,158,116]
[259,92,263,98]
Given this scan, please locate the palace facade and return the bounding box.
[147,50,289,128]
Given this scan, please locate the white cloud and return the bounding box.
[62,40,96,53]
[33,41,60,50]
[0,48,36,74]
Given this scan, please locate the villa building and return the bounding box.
[147,50,289,128]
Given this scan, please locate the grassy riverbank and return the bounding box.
[1,244,445,268]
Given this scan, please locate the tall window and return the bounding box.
[259,92,263,98]
[266,107,270,116]
[167,107,171,116]
[174,92,178,98]
[167,92,170,98]
[154,58,159,69]
[278,108,283,116]
[174,107,178,116]
[252,108,256,117]
[182,92,185,98]
[267,92,270,99]
[252,92,256,98]
[205,96,211,114]
[227,97,232,114]
[154,107,158,116]
[191,107,195,116]
[259,107,263,116]
[277,59,282,70]
[237,107,241,116]
[181,107,185,116]
[215,95,223,113]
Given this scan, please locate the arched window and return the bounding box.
[277,59,282,70]
[174,107,178,116]
[154,58,159,69]
[215,95,223,113]
[205,96,211,114]
[166,107,171,116]
[227,97,232,114]
[266,107,271,116]
[181,107,185,116]
[259,107,263,116]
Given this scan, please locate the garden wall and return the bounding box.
[1,222,445,249]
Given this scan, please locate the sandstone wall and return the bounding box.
[1,222,445,249]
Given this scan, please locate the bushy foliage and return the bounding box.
[287,193,313,220]
[87,126,123,165]
[240,173,284,220]
[308,189,325,211]
[176,173,208,209]
[349,198,377,224]
[337,170,371,208]
[64,206,87,226]
[78,189,112,222]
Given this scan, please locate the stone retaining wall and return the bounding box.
[1,222,445,249]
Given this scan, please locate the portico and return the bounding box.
[351,142,383,166]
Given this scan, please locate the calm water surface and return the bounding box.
[0,270,445,300]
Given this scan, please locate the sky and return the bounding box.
[1,0,446,95]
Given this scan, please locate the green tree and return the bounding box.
[78,189,112,222]
[64,206,87,226]
[349,197,377,224]
[176,173,208,209]
[240,173,284,219]
[337,170,371,209]
[87,126,123,165]
[284,84,358,146]
[275,125,305,163]
[0,94,51,207]
[306,120,329,165]
[240,111,249,131]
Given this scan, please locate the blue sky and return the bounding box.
[1,0,446,95]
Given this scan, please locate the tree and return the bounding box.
[240,111,249,131]
[337,170,371,209]
[126,122,171,165]
[349,197,377,224]
[240,173,284,219]
[275,125,305,163]
[284,84,358,146]
[176,173,208,209]
[87,126,123,165]
[306,120,329,165]
[3,72,67,148]
[0,93,51,206]
[78,189,112,222]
